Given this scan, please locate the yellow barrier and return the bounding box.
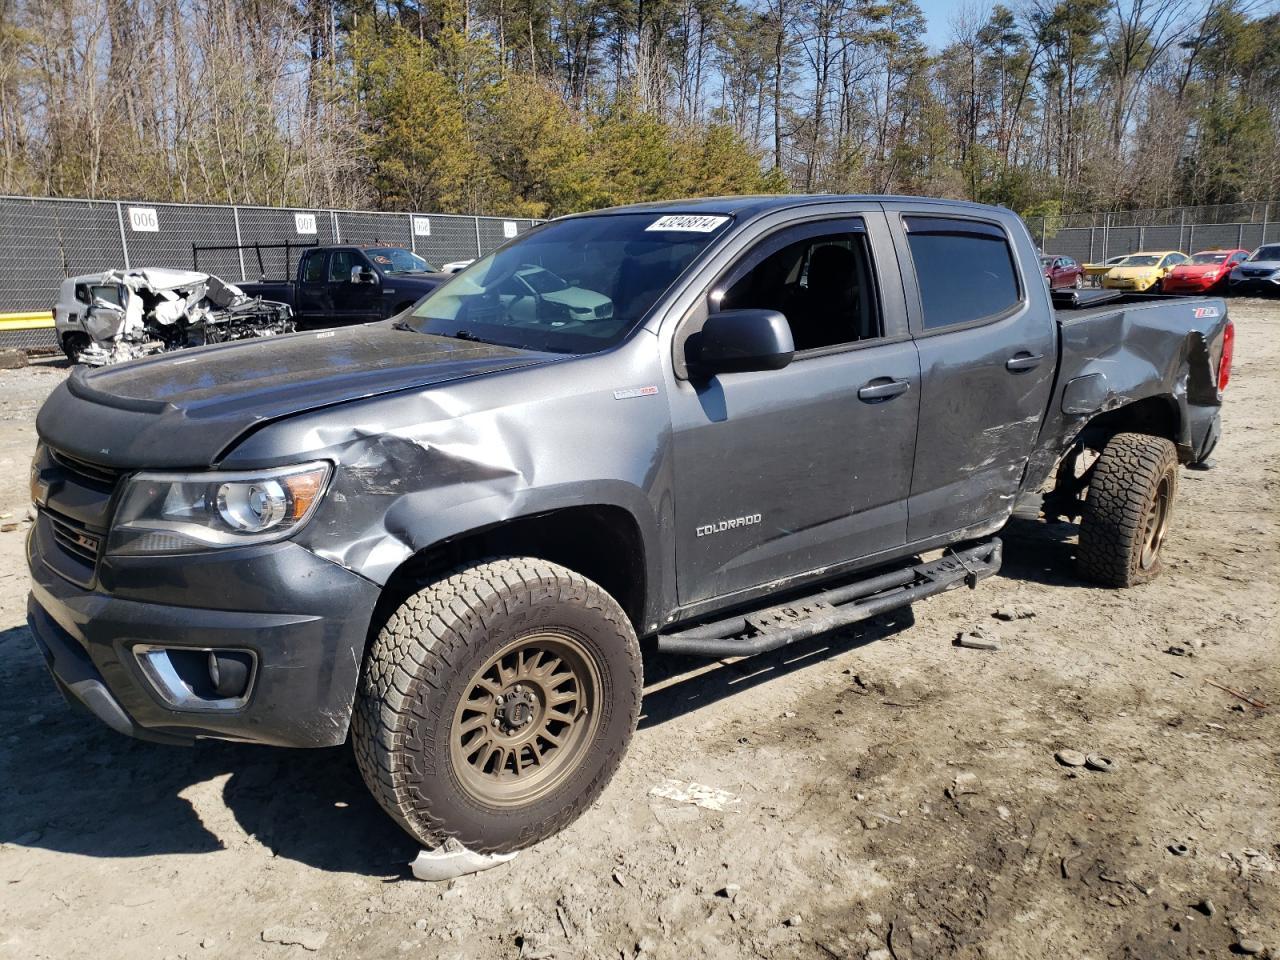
[0,311,55,331]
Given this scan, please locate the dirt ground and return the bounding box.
[0,301,1276,960]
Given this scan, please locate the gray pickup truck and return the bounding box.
[26,196,1232,854]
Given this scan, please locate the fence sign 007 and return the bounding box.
[128,207,159,232]
[294,212,317,235]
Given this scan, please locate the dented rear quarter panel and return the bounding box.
[1026,297,1229,489]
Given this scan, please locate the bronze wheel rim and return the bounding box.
[1140,476,1171,570]
[450,632,600,807]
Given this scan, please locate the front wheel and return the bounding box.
[1077,432,1179,587]
[352,557,642,853]
[1073,274,1083,289]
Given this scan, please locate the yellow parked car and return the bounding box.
[1101,251,1190,292]
[1082,254,1129,285]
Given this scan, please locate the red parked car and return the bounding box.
[1041,254,1084,289]
[1163,248,1250,294]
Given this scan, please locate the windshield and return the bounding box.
[404,212,732,353]
[367,247,436,274]
[1118,255,1160,267]
[1189,252,1228,264]
[1251,245,1280,261]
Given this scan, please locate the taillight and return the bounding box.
[1217,319,1234,393]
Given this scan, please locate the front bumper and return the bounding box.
[1228,274,1280,294]
[1102,276,1159,291]
[1162,276,1219,294]
[27,522,382,747]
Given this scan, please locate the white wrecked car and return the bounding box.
[52,268,295,365]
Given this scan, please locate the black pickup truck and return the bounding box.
[26,196,1232,857]
[238,244,452,326]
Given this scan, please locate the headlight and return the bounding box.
[108,461,331,556]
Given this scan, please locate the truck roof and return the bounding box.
[560,194,1015,221]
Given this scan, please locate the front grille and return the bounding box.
[47,511,103,567]
[49,449,121,489]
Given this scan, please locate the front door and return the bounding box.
[887,210,1057,541]
[328,250,378,324]
[668,213,921,606]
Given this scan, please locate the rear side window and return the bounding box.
[903,216,1021,330]
[301,252,325,282]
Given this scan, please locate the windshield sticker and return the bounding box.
[646,215,729,233]
[372,255,392,264]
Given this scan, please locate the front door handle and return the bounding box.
[857,378,911,402]
[1006,352,1044,373]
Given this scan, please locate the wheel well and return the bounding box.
[1079,396,1180,451]
[374,506,647,631]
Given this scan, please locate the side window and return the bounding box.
[301,252,325,283]
[329,250,354,282]
[903,216,1020,330]
[1232,252,1248,264]
[714,221,882,352]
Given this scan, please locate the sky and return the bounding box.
[918,0,971,50]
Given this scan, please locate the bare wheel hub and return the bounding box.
[450,632,601,806]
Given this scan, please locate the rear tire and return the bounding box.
[352,557,642,853]
[1077,432,1179,587]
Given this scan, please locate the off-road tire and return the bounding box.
[352,557,642,853]
[1077,432,1179,587]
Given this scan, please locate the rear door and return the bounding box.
[296,249,329,321]
[668,210,921,605]
[885,209,1056,541]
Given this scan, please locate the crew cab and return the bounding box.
[239,244,452,326]
[26,196,1232,857]
[1163,249,1250,295]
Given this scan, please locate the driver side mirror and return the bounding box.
[351,266,377,285]
[688,309,795,376]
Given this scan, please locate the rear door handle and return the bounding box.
[857,378,911,402]
[1005,352,1044,373]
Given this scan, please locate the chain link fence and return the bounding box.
[1026,201,1280,263]
[0,195,541,313]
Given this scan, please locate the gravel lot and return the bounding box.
[1,300,1276,960]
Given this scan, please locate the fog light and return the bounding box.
[134,645,256,710]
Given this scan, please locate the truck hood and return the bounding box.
[37,323,558,468]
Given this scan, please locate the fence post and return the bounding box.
[408,213,416,254]
[1103,212,1110,260]
[1089,227,1095,262]
[1263,202,1270,244]
[332,210,341,243]
[1139,225,1145,249]
[1188,223,1194,254]
[473,217,483,258]
[1179,210,1186,252]
[1040,217,1047,250]
[115,201,130,269]
[1238,223,1244,248]
[232,206,246,282]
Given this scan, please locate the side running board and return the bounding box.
[657,538,1002,659]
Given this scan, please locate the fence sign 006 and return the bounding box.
[503,221,518,238]
[128,207,159,232]
[294,212,317,235]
